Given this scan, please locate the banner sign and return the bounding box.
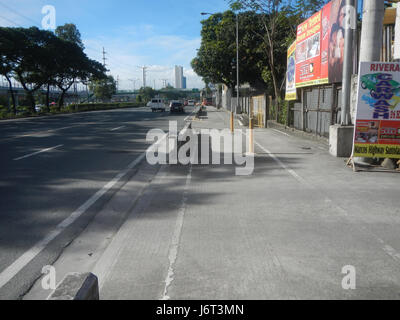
[289,0,346,92]
[353,62,400,158]
[285,41,297,101]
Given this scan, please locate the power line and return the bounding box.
[0,1,41,28]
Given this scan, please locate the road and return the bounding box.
[3,105,400,300]
[0,105,195,299]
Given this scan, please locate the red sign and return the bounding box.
[294,0,346,88]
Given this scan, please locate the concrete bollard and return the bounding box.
[47,272,99,300]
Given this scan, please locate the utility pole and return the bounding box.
[359,0,385,62]
[160,79,168,88]
[236,13,240,116]
[102,47,107,69]
[341,0,357,125]
[116,75,119,92]
[129,78,139,92]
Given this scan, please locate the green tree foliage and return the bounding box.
[192,8,292,99]
[55,23,84,49]
[0,26,106,114]
[138,86,156,103]
[90,75,117,101]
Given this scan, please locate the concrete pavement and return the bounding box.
[23,106,400,300]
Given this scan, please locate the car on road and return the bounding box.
[148,98,166,112]
[187,100,195,106]
[170,101,184,113]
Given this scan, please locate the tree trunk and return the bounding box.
[5,75,16,115]
[45,84,50,113]
[58,89,67,111]
[27,91,36,114]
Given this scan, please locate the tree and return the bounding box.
[11,27,58,113]
[90,75,117,102]
[0,28,18,114]
[55,23,84,49]
[138,86,156,102]
[192,11,265,91]
[227,1,292,100]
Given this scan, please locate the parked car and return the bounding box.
[187,100,195,106]
[170,101,184,113]
[148,98,166,112]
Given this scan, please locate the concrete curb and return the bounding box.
[47,272,99,300]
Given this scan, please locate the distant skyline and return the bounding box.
[0,0,231,90]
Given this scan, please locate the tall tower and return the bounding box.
[174,65,183,89]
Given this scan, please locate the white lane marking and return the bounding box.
[161,165,192,300]
[253,134,400,267]
[11,125,81,140]
[110,126,125,132]
[242,130,308,185]
[272,128,290,137]
[0,152,146,289]
[184,109,197,121]
[13,145,64,161]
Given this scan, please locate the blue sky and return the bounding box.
[0,0,232,89]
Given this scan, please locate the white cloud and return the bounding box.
[82,34,204,90]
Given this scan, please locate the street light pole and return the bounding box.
[236,13,239,116]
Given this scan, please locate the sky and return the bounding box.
[0,0,232,90]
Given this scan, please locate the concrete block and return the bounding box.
[47,272,99,300]
[329,125,354,158]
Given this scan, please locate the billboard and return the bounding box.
[293,0,346,89]
[353,62,400,158]
[285,41,297,101]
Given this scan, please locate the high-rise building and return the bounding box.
[182,76,187,89]
[175,65,183,89]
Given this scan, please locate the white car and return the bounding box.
[187,100,195,106]
[148,98,166,112]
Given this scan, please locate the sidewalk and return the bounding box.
[58,107,400,299]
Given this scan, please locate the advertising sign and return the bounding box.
[295,10,324,87]
[285,41,297,100]
[353,62,400,158]
[292,0,346,89]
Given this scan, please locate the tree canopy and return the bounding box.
[0,26,106,113]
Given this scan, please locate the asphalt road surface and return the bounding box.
[0,105,195,299]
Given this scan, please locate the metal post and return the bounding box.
[341,0,356,125]
[395,3,400,61]
[236,14,239,115]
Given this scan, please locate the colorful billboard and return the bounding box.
[292,0,346,89]
[353,62,400,158]
[285,41,297,101]
[295,10,325,87]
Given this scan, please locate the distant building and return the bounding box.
[175,65,183,89]
[182,76,187,89]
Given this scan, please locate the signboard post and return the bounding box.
[352,61,400,169]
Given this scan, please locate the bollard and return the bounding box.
[248,117,254,154]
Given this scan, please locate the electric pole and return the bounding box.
[102,47,107,69]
